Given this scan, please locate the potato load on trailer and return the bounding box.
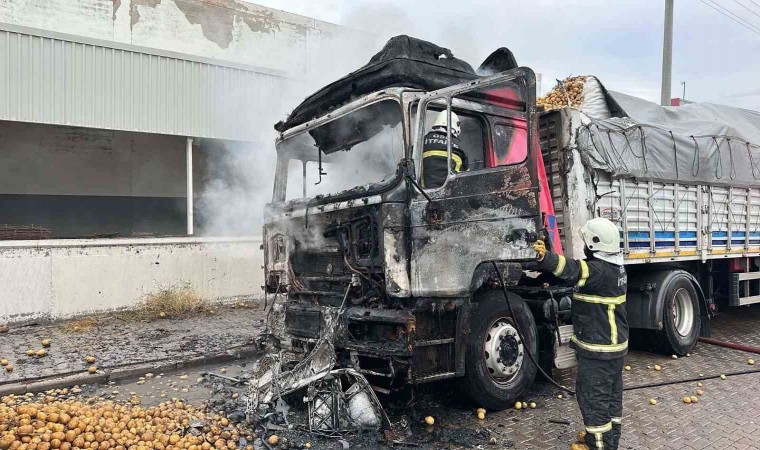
[540,90,760,353]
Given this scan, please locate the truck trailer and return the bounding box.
[262,36,760,410]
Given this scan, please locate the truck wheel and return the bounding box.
[461,291,538,410]
[656,275,701,355]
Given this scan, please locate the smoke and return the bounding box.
[196,2,483,237]
[196,14,394,236]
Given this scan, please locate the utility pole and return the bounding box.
[661,0,674,106]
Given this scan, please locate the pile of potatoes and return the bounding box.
[537,76,586,111]
[0,396,249,450]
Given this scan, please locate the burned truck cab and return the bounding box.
[264,37,555,410]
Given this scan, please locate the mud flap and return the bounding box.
[554,324,577,369]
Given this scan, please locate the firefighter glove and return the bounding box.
[533,239,547,261]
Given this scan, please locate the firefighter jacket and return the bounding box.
[421,130,468,189]
[536,252,629,360]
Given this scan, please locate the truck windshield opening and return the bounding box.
[275,99,404,202]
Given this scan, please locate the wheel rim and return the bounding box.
[672,287,695,337]
[484,317,524,384]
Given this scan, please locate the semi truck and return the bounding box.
[261,36,760,410]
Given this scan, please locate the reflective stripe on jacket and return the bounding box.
[537,252,629,360]
[421,131,467,189]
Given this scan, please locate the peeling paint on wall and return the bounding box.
[113,0,122,21]
[0,0,372,76]
[130,0,290,49]
[130,0,162,28]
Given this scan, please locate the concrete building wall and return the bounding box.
[0,0,367,77]
[0,237,263,323]
[0,120,201,237]
[0,121,188,198]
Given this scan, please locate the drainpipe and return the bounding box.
[186,137,194,235]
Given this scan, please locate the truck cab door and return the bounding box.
[409,68,542,297]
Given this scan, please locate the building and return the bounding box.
[0,0,372,323]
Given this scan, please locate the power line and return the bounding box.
[709,0,760,32]
[709,0,760,31]
[748,0,760,10]
[730,0,760,21]
[699,0,760,36]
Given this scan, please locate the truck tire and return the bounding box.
[654,274,701,355]
[460,290,538,410]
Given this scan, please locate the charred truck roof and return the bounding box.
[274,35,518,133]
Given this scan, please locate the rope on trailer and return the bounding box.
[669,131,679,179]
[691,135,701,177]
[746,141,760,180]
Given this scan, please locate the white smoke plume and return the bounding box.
[196,24,387,236]
[196,3,480,236]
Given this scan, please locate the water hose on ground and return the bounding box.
[623,368,760,391]
[698,337,760,354]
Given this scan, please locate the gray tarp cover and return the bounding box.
[577,91,760,187]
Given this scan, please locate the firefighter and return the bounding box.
[421,110,468,189]
[532,218,628,450]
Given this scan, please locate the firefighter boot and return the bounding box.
[610,421,622,450]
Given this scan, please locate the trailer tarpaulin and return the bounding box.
[577,91,760,187]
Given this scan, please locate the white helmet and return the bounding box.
[433,110,461,137]
[580,218,623,265]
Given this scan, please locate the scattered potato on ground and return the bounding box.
[0,398,239,450]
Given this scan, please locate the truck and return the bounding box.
[262,35,760,410]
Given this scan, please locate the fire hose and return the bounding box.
[490,261,760,397]
[698,337,760,355]
[491,261,577,395]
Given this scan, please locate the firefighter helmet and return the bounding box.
[433,110,461,137]
[581,218,622,265]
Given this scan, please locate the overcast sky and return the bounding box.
[254,0,760,110]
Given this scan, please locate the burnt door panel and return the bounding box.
[409,164,539,296]
[409,69,541,297]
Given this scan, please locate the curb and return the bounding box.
[0,347,261,397]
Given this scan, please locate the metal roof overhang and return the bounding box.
[0,22,291,142]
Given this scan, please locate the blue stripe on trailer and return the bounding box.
[627,231,650,240]
[629,241,699,248]
[627,231,698,239]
